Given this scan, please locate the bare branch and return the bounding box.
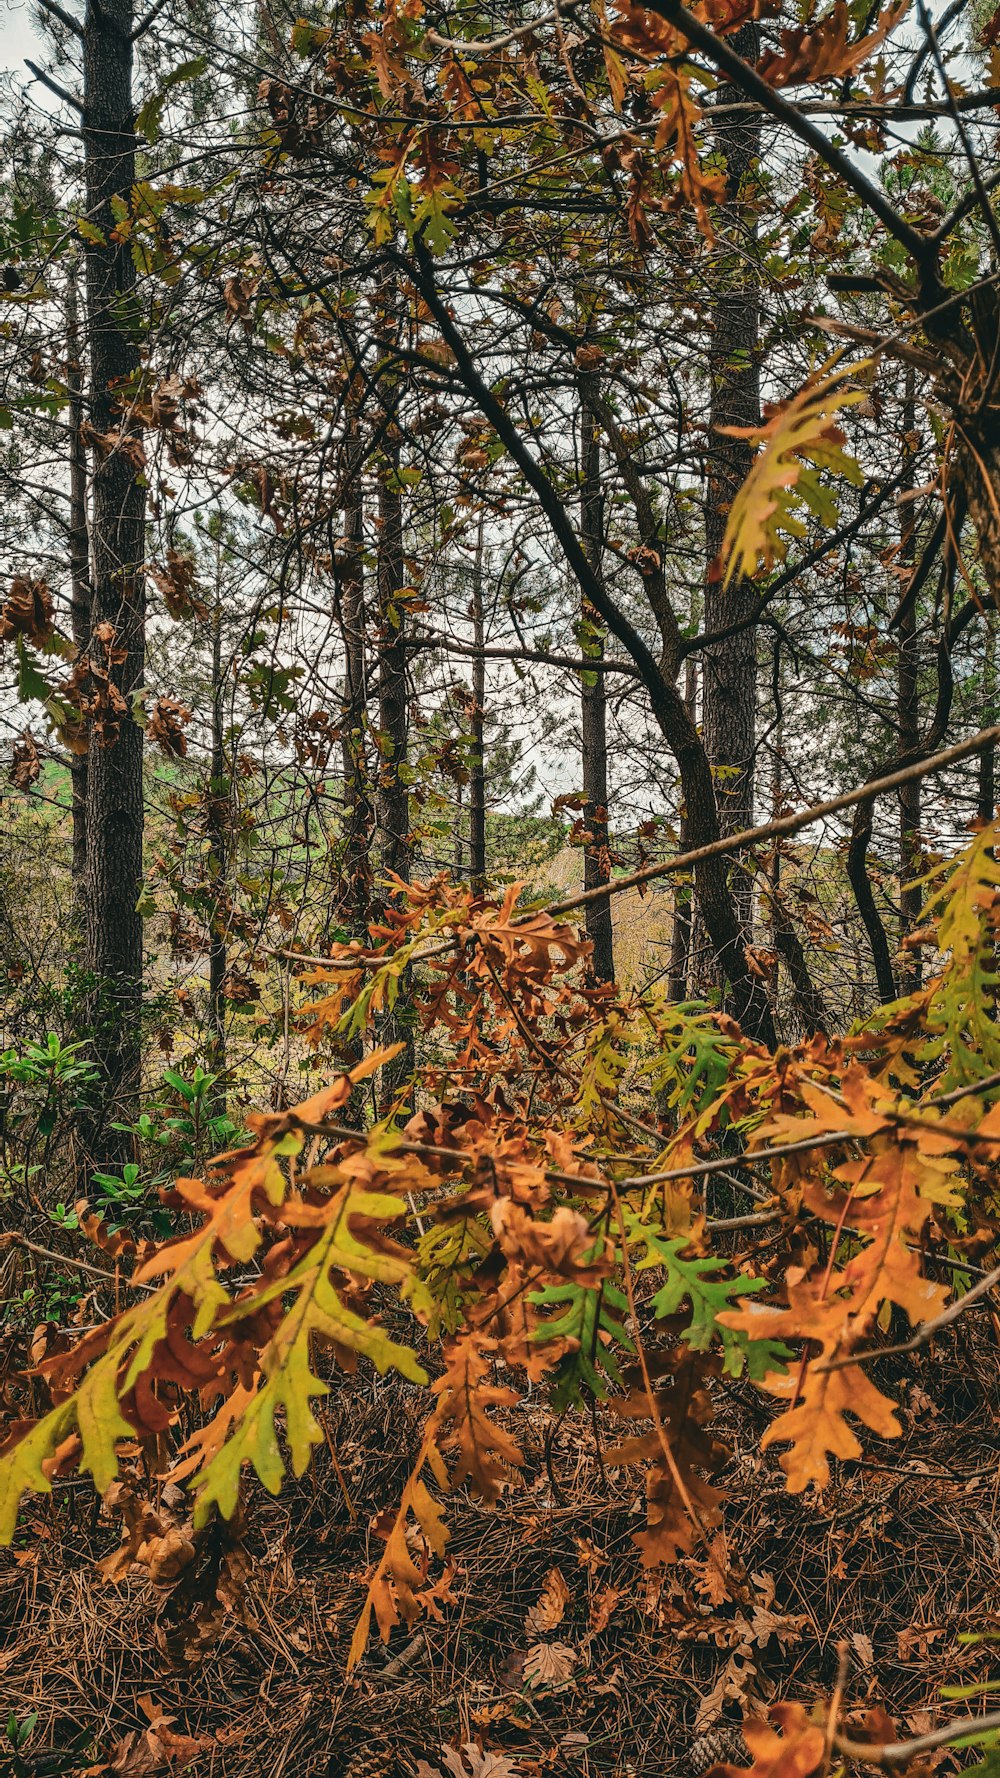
[25,59,84,113]
[548,724,1000,918]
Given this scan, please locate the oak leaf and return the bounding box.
[524,1565,570,1634]
[714,1703,825,1778]
[523,1641,577,1689]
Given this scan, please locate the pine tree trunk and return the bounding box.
[208,595,227,1102]
[82,0,146,1165]
[469,513,487,893]
[66,257,90,919]
[980,614,996,822]
[579,385,615,982]
[698,22,762,983]
[667,649,698,1002]
[339,405,372,942]
[376,423,413,1105]
[898,373,922,993]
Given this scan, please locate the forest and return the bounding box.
[4,0,1000,1770]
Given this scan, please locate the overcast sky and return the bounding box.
[3,1,45,79]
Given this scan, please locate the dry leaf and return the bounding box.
[588,1584,622,1633]
[523,1641,577,1689]
[416,1746,522,1778]
[524,1565,570,1634]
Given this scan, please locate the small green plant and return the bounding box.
[0,1033,99,1204]
[87,1161,174,1236]
[6,1711,37,1760]
[115,1063,245,1171]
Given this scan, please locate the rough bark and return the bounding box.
[376,419,414,1105]
[469,512,487,893]
[667,648,697,1003]
[700,21,762,942]
[898,374,922,993]
[848,383,924,1007]
[65,257,90,916]
[980,613,996,823]
[579,386,615,982]
[207,595,227,1099]
[82,0,146,1164]
[377,434,409,884]
[338,406,372,941]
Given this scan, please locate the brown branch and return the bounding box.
[633,0,932,266]
[405,630,642,679]
[818,1260,1000,1373]
[548,724,1000,917]
[0,1231,153,1291]
[836,1710,1000,1765]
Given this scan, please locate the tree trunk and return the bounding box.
[469,513,487,893]
[339,404,372,942]
[980,613,996,822]
[667,646,698,1003]
[898,372,922,993]
[82,0,146,1165]
[376,420,413,1105]
[65,257,90,919]
[377,437,409,885]
[578,387,615,982]
[700,21,762,957]
[207,593,227,1102]
[690,23,762,1007]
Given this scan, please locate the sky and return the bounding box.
[2,1,47,80]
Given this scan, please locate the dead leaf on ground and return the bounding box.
[110,1694,214,1774]
[524,1565,570,1634]
[415,1745,522,1778]
[588,1584,622,1633]
[523,1641,578,1689]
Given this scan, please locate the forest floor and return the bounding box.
[3,1322,1000,1778]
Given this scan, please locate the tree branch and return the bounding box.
[548,723,1000,916]
[635,0,933,268]
[36,0,84,39]
[25,60,84,113]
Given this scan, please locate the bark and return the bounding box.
[469,512,487,892]
[980,613,996,823]
[377,433,410,883]
[207,595,227,1099]
[667,647,697,1002]
[82,0,146,1164]
[339,405,372,941]
[65,257,90,916]
[897,372,922,993]
[700,22,762,943]
[848,380,924,1007]
[579,386,615,982]
[376,419,414,1104]
[770,899,829,1037]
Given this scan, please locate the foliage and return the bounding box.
[2,818,1000,1672]
[720,361,868,584]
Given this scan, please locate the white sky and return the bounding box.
[2,1,45,78]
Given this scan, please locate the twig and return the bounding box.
[818,1260,1000,1372]
[0,1231,153,1291]
[836,1709,1000,1765]
[548,724,1000,917]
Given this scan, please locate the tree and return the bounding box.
[80,0,146,1162]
